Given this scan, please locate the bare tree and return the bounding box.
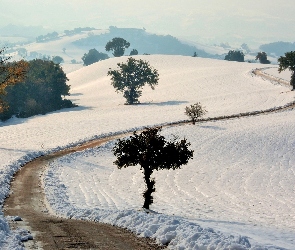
[185,102,207,125]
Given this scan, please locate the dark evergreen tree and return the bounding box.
[130,49,138,56]
[224,50,245,62]
[255,52,270,64]
[105,37,130,57]
[107,57,159,104]
[52,56,64,64]
[278,51,295,90]
[82,48,109,66]
[112,127,194,210]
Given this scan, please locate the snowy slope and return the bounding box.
[13,29,107,64]
[0,55,294,249]
[46,110,295,249]
[263,67,292,82]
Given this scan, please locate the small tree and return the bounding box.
[225,50,245,62]
[52,56,64,64]
[112,127,194,210]
[105,37,130,57]
[255,52,270,64]
[278,51,295,90]
[107,57,159,104]
[130,49,138,56]
[185,102,207,125]
[82,48,109,66]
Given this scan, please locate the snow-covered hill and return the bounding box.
[0,54,294,249]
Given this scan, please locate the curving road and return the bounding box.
[4,135,166,249]
[3,68,293,249]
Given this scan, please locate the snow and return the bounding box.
[263,67,292,82]
[0,53,295,249]
[21,29,107,64]
[45,111,295,249]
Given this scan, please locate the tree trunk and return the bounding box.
[291,71,295,91]
[142,167,155,210]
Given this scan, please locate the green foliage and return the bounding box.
[107,57,159,104]
[0,48,28,112]
[73,27,210,58]
[113,127,194,209]
[36,31,59,43]
[255,52,270,64]
[185,102,207,125]
[105,37,130,57]
[0,59,75,120]
[52,56,64,64]
[82,48,109,66]
[278,51,295,90]
[129,49,138,56]
[278,51,295,72]
[224,50,245,62]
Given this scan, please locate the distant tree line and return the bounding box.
[0,59,75,121]
[36,32,59,43]
[64,27,95,36]
[73,27,210,58]
[81,37,134,66]
[224,50,245,62]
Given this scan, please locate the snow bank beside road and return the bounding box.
[44,161,254,249]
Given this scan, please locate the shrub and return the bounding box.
[185,102,207,125]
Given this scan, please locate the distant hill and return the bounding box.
[259,41,295,57]
[0,24,53,38]
[73,26,213,58]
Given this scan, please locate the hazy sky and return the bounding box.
[1,0,294,46]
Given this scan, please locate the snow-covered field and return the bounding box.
[46,111,295,249]
[263,67,292,82]
[1,54,295,249]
